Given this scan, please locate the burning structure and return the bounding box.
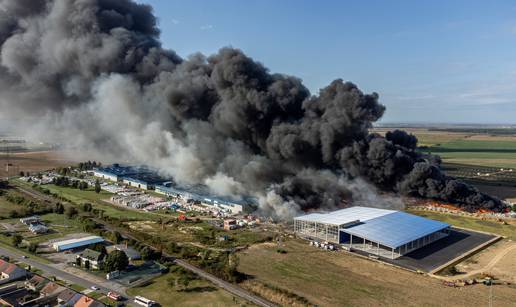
[0,0,506,217]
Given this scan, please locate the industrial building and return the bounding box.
[52,236,104,252]
[155,184,246,214]
[294,206,450,259]
[93,164,167,190]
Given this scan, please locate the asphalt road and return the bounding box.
[0,245,136,305]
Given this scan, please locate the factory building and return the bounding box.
[52,236,104,252]
[294,206,450,259]
[93,164,167,190]
[155,184,246,214]
[122,173,168,190]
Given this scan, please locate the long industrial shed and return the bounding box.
[294,206,450,259]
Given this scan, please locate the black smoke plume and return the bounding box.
[0,0,506,217]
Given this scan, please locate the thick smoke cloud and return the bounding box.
[0,0,506,218]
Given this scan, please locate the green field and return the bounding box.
[35,184,162,221]
[409,209,516,240]
[127,272,244,307]
[418,134,516,168]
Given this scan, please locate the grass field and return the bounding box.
[409,210,516,240]
[127,272,245,307]
[238,240,516,307]
[373,128,516,169]
[35,184,162,221]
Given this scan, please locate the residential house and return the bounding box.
[57,289,82,306]
[77,249,105,270]
[0,260,26,285]
[25,275,48,291]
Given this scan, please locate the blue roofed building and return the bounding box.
[93,164,168,190]
[294,206,450,259]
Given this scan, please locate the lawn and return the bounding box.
[0,195,24,218]
[39,184,161,221]
[409,209,516,240]
[0,212,85,244]
[127,272,245,307]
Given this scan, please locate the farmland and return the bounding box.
[373,127,516,199]
[0,151,75,178]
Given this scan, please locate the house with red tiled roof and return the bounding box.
[73,295,104,307]
[40,281,65,298]
[25,275,48,291]
[0,259,26,284]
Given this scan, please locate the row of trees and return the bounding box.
[52,176,89,190]
[77,161,101,171]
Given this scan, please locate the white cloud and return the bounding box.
[200,24,214,31]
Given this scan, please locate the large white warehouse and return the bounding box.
[52,236,104,252]
[294,206,450,259]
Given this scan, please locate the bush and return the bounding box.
[11,234,22,247]
[104,250,129,272]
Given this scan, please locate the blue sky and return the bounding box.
[140,0,516,124]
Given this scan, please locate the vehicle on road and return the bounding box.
[21,255,27,259]
[108,291,122,301]
[134,295,157,307]
[90,285,100,291]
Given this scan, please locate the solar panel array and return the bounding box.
[342,211,449,248]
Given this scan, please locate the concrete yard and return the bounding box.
[380,228,497,272]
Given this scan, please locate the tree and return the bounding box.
[176,275,192,291]
[65,206,78,219]
[82,203,92,212]
[19,171,24,177]
[27,242,37,253]
[84,260,90,270]
[76,257,81,267]
[111,231,123,244]
[11,234,22,247]
[104,250,129,272]
[90,243,107,255]
[94,179,101,194]
[79,181,88,190]
[54,203,64,214]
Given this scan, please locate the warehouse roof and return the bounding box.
[295,206,395,226]
[295,206,450,249]
[342,211,449,248]
[52,236,104,250]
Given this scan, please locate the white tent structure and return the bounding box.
[294,206,450,259]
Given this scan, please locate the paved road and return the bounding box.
[0,245,136,305]
[15,183,276,307]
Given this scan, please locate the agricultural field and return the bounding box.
[372,127,516,168]
[373,127,516,199]
[0,151,75,178]
[238,239,516,307]
[127,270,245,307]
